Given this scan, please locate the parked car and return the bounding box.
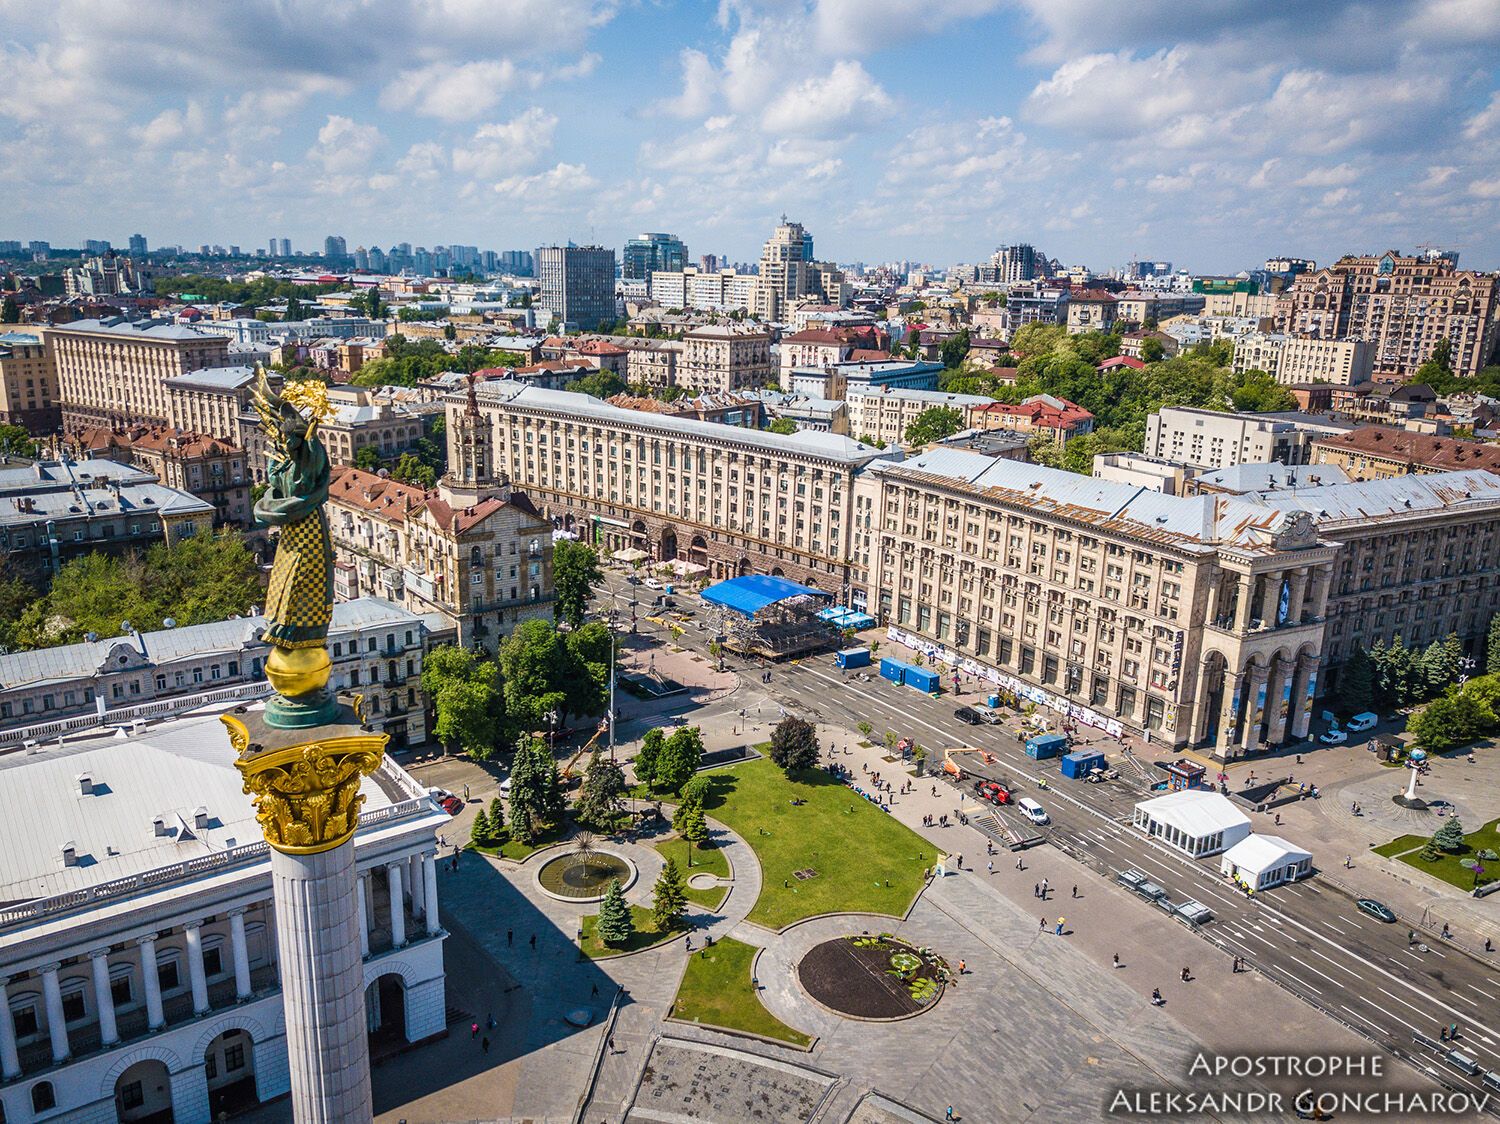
[970,703,1005,724]
[499,777,513,797]
[1356,898,1397,923]
[439,795,463,816]
[1319,727,1348,745]
[1346,711,1378,732]
[954,706,982,726]
[1016,796,1050,825]
[644,577,664,590]
[974,780,1011,805]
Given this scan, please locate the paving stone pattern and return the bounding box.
[625,1038,834,1123]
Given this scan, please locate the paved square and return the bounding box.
[625,1038,836,1123]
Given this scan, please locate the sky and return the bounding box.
[2,0,1499,273]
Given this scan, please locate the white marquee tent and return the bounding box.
[1220,834,1313,891]
[1132,789,1251,857]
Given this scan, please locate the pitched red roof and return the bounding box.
[1098,355,1146,370]
[1310,426,1500,476]
[973,394,1093,430]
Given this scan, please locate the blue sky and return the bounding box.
[2,0,1499,273]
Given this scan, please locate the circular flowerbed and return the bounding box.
[536,851,634,901]
[796,935,946,1020]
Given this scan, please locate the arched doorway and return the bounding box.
[204,1029,258,1118]
[660,527,678,563]
[1199,651,1227,747]
[630,519,649,545]
[115,1059,173,1123]
[771,567,785,577]
[737,558,753,577]
[366,973,407,1048]
[689,534,709,566]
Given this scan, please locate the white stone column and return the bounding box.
[423,852,441,937]
[1287,568,1310,624]
[183,921,210,1015]
[1266,659,1292,745]
[137,935,165,1030]
[89,948,119,1046]
[230,908,253,1000]
[0,976,21,1080]
[361,870,376,933]
[269,842,373,1124]
[41,962,70,1063]
[356,874,370,959]
[1242,666,1269,752]
[408,854,424,920]
[387,861,406,948]
[1291,657,1319,740]
[1258,573,1281,627]
[1233,574,1255,630]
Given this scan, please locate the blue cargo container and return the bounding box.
[904,666,940,694]
[879,657,907,684]
[1025,733,1069,760]
[1060,750,1106,779]
[836,647,872,669]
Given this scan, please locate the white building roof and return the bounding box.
[877,448,1300,555]
[47,317,218,342]
[1242,469,1500,528]
[1195,462,1350,492]
[470,379,893,465]
[846,386,993,408]
[0,710,398,901]
[1134,790,1251,838]
[161,365,259,391]
[1221,833,1311,875]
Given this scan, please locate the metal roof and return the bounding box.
[1243,469,1500,527]
[161,365,259,391]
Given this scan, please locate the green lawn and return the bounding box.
[579,904,679,958]
[468,819,569,862]
[697,755,932,930]
[671,937,812,1047]
[1372,834,1427,859]
[1393,819,1500,890]
[652,837,731,911]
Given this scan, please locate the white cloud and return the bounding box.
[492,161,596,200]
[761,59,892,136]
[1469,177,1500,199]
[654,49,719,118]
[811,0,1005,54]
[453,108,559,180]
[1464,92,1500,141]
[306,115,384,178]
[133,102,205,146]
[1292,163,1360,189]
[381,60,519,121]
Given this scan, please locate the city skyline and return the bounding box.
[1,1,1497,271]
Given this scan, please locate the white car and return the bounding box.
[1319,727,1348,745]
[643,577,664,590]
[1346,712,1378,732]
[498,777,513,797]
[1017,796,1050,825]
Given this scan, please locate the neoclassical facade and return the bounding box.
[455,380,895,590]
[857,450,1336,759]
[0,710,447,1124]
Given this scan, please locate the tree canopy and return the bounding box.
[768,715,819,773]
[151,274,341,305]
[351,337,524,387]
[421,645,504,757]
[903,406,964,447]
[553,540,603,628]
[569,370,628,399]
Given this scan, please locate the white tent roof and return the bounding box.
[612,547,648,562]
[1135,789,1250,838]
[1221,833,1311,875]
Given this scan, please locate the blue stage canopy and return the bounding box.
[700,574,832,618]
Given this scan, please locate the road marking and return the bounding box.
[1306,945,1365,980]
[1294,957,1344,988]
[1279,970,1323,995]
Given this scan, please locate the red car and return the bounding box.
[432,792,463,816]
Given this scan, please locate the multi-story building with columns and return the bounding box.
[456,380,896,590]
[0,708,448,1124]
[856,448,1337,760]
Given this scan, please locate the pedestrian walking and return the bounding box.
[1016,857,1023,870]
[685,935,692,951]
[1071,885,1078,899]
[1040,917,1046,930]
[958,959,966,974]
[1112,953,1120,969]
[481,1036,490,1054]
[1041,877,1048,895]
[591,983,599,997]
[507,929,513,946]
[946,1108,954,1122]
[1034,882,1040,898]
[956,854,963,869]
[486,1012,495,1030]
[1441,1026,1449,1042]
[530,933,537,950]
[1151,988,1163,1006]
[1054,920,1064,935]
[987,860,994,875]
[470,1022,479,1039]
[1181,966,1191,982]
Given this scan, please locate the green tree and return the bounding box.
[939,328,971,369]
[1139,338,1165,363]
[507,736,561,843]
[768,417,798,435]
[672,797,708,847]
[422,645,504,756]
[389,451,437,489]
[563,621,613,721]
[576,750,627,829]
[654,726,704,793]
[553,540,604,628]
[768,715,819,773]
[499,618,569,733]
[489,795,504,827]
[569,370,628,399]
[0,424,37,457]
[595,879,634,946]
[0,295,19,323]
[1433,817,1466,853]
[1336,645,1375,715]
[470,806,492,847]
[284,295,303,322]
[1430,336,1453,373]
[635,727,664,788]
[353,445,381,471]
[903,406,964,447]
[1487,612,1500,675]
[652,856,688,930]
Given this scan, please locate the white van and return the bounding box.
[1017,797,1050,825]
[1347,712,1378,732]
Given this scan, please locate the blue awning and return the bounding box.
[701,574,833,617]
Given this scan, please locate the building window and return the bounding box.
[61,986,86,1023]
[109,969,132,1007]
[11,1001,38,1039]
[157,957,181,993]
[120,1079,145,1109]
[32,1082,56,1112]
[224,1042,246,1071]
[203,945,224,978]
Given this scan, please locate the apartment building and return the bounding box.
[66,426,252,527]
[535,245,616,331]
[756,218,815,320]
[676,325,774,393]
[856,448,1336,759]
[844,387,993,448]
[778,329,857,373]
[319,387,432,469]
[1065,290,1118,335]
[459,380,894,589]
[0,709,446,1123]
[1230,334,1374,386]
[1246,471,1500,688]
[45,319,235,431]
[1309,426,1500,480]
[164,366,266,447]
[0,595,439,746]
[1276,251,1500,380]
[0,459,214,579]
[969,395,1095,447]
[1112,292,1205,327]
[0,331,59,432]
[1143,407,1337,469]
[326,395,554,650]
